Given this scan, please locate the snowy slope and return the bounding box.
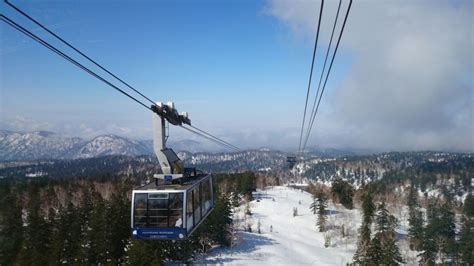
[72,135,150,159]
[201,186,360,265]
[0,130,83,160]
[0,130,154,160]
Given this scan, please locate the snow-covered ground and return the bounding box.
[200,186,361,265]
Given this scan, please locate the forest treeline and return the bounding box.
[305,152,472,198]
[308,178,474,265]
[0,171,257,265]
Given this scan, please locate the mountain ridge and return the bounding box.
[0,130,292,161]
[0,130,189,161]
[2,130,466,164]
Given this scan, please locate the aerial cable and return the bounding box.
[183,125,240,152]
[302,0,353,151]
[297,0,324,154]
[181,125,240,152]
[0,14,153,112]
[181,126,239,152]
[179,125,240,152]
[303,0,352,151]
[4,0,157,106]
[302,0,342,150]
[187,124,241,151]
[1,14,242,152]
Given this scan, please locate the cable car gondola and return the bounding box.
[131,102,214,240]
[287,156,297,169]
[131,171,214,240]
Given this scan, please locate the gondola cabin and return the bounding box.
[131,173,214,240]
[287,156,297,169]
[131,102,215,240]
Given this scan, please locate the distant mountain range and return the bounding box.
[0,130,146,160]
[1,129,471,204]
[0,130,215,161]
[0,129,372,162]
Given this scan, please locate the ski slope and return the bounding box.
[201,186,360,265]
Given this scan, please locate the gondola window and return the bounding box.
[202,179,212,214]
[193,186,201,225]
[186,190,194,231]
[169,193,183,227]
[133,193,148,227]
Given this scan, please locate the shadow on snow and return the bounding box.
[199,232,277,264]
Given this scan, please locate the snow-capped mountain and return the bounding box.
[72,135,152,159]
[0,130,251,161]
[0,130,83,160]
[0,130,154,160]
[0,130,293,163]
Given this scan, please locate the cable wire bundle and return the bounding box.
[297,0,353,154]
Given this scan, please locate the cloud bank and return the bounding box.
[264,0,473,152]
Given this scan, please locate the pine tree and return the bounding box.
[368,202,404,265]
[202,193,233,246]
[353,190,376,264]
[61,200,81,264]
[419,236,437,265]
[408,207,424,251]
[127,240,165,265]
[44,187,62,265]
[361,191,376,227]
[316,192,328,232]
[105,192,131,264]
[77,185,94,264]
[407,186,423,251]
[231,192,240,207]
[366,236,383,263]
[438,202,456,262]
[310,194,317,214]
[418,199,438,264]
[407,185,418,211]
[48,204,65,265]
[0,188,23,265]
[168,238,199,263]
[331,178,354,209]
[459,194,474,264]
[382,238,405,265]
[419,198,456,263]
[464,194,474,217]
[19,187,52,266]
[88,192,108,264]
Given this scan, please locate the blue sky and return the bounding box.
[1,0,472,152]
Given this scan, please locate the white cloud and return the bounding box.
[264,0,474,152]
[0,116,52,132]
[0,115,151,139]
